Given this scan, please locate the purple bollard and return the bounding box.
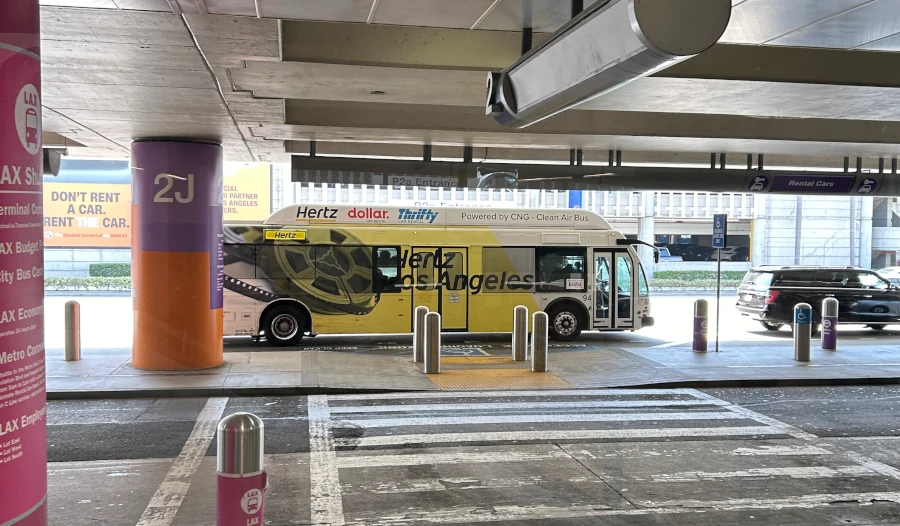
[217,413,266,526]
[693,299,708,353]
[821,298,838,351]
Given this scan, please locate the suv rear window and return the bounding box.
[742,271,773,289]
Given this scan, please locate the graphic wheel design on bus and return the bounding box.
[225,227,378,316]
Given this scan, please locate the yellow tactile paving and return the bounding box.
[439,356,518,365]
[427,369,573,390]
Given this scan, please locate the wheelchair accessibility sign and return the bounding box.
[795,308,812,325]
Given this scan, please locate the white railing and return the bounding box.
[291,183,754,220]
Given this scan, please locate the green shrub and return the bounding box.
[88,263,131,277]
[653,270,746,282]
[45,277,131,290]
[649,278,742,290]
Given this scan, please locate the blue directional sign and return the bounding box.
[712,214,727,249]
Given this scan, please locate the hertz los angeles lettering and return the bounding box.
[391,250,536,295]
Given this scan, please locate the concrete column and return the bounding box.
[751,194,768,265]
[131,140,224,370]
[0,2,48,524]
[638,191,656,277]
[860,196,874,269]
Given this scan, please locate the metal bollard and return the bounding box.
[531,311,549,372]
[217,412,266,526]
[794,302,812,362]
[512,306,528,361]
[821,298,838,351]
[64,300,81,361]
[413,306,429,363]
[424,312,441,374]
[692,299,708,353]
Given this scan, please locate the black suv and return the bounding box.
[736,266,900,332]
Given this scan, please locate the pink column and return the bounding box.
[0,1,48,525]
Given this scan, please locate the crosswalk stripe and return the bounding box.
[336,449,571,469]
[336,411,741,429]
[346,493,900,525]
[336,425,787,448]
[330,399,726,414]
[308,395,346,526]
[686,389,817,439]
[651,465,876,482]
[327,388,701,401]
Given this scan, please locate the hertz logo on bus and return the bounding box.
[398,208,439,224]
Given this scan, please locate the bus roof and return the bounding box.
[264,205,613,230]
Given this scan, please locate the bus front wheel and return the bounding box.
[263,305,306,347]
[546,303,584,342]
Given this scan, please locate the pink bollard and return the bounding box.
[217,413,266,526]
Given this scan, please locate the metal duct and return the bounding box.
[486,0,732,128]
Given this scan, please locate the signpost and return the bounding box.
[712,214,727,352]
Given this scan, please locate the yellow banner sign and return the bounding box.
[264,229,307,241]
[43,182,131,247]
[224,164,271,221]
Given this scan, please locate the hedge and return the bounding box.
[653,270,746,282]
[45,277,131,290]
[650,278,741,290]
[88,263,131,278]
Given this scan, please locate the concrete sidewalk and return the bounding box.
[44,341,900,399]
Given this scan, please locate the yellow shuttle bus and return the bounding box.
[222,205,655,346]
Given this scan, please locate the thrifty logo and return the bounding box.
[398,208,439,224]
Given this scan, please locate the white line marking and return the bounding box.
[343,475,567,495]
[49,458,171,473]
[328,388,701,401]
[336,411,739,429]
[844,452,900,481]
[732,445,832,456]
[330,399,726,414]
[649,340,691,348]
[687,389,817,439]
[346,493,900,524]
[308,395,345,526]
[338,449,573,469]
[652,465,875,482]
[337,425,787,448]
[135,397,227,526]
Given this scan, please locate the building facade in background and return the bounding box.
[45,161,898,277]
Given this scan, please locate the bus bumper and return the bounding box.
[641,316,655,328]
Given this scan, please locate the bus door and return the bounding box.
[410,247,468,331]
[591,250,636,329]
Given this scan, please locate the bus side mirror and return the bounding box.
[654,251,660,264]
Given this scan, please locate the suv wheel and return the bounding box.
[546,303,584,342]
[867,324,887,331]
[263,305,306,347]
[760,321,783,331]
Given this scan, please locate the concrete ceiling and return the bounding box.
[36,0,900,168]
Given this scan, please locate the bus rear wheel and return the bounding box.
[546,303,584,342]
[263,305,306,347]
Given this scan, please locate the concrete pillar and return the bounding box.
[860,196,874,269]
[638,191,656,277]
[0,2,48,524]
[131,140,224,370]
[751,194,768,265]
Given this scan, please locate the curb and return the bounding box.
[45,376,900,400]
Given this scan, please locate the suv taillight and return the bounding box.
[765,290,780,304]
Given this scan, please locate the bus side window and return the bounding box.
[536,247,587,292]
[374,247,401,293]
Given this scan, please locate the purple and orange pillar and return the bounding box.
[131,140,224,370]
[0,1,47,524]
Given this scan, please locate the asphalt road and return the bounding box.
[48,387,900,525]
